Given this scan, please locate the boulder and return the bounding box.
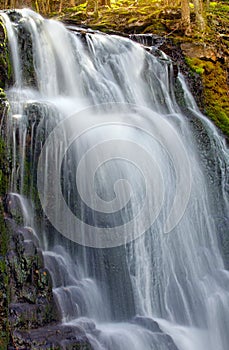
[10,324,92,350]
[180,43,217,61]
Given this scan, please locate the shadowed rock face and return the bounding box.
[0,23,10,345]
[0,18,12,89]
[9,325,92,350]
[4,196,92,349]
[0,14,93,346]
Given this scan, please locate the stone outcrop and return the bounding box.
[180,42,217,61]
[10,324,92,350]
[0,14,92,348]
[4,197,92,349]
[133,316,179,350]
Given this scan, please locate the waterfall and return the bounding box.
[1,9,229,350]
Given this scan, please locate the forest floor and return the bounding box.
[51,1,228,38]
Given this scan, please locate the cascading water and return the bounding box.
[1,9,229,350]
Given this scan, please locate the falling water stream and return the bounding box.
[1,9,229,350]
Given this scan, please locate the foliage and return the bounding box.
[185,57,205,74]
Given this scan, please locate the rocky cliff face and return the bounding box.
[0,20,10,345]
[0,13,92,349]
[4,200,92,349]
[0,9,228,349]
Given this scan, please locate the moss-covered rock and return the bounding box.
[0,203,9,350]
[11,324,93,350]
[0,140,9,349]
[4,221,60,332]
[0,18,12,89]
[0,15,93,348]
[0,20,11,348]
[184,57,229,139]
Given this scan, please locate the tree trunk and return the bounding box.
[46,0,50,14]
[59,0,63,12]
[49,0,54,12]
[205,0,210,8]
[181,0,191,34]
[193,0,205,32]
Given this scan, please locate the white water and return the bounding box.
[2,9,229,350]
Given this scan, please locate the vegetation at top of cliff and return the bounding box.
[1,1,229,53]
[0,1,227,35]
[49,0,207,35]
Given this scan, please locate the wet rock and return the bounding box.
[132,316,179,350]
[155,333,179,350]
[11,324,92,350]
[7,10,22,24]
[75,318,99,335]
[22,239,37,256]
[9,302,57,330]
[5,10,36,87]
[0,245,9,348]
[7,229,58,309]
[130,35,205,112]
[132,315,162,332]
[2,205,61,348]
[4,193,27,225]
[159,39,205,111]
[17,226,41,248]
[1,194,93,349]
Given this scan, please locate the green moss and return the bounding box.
[185,57,229,139]
[65,3,87,13]
[128,17,138,24]
[210,2,229,13]
[206,106,229,136]
[185,57,205,75]
[57,0,170,35]
[0,89,6,99]
[0,19,12,86]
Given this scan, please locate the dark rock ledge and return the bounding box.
[10,325,91,350]
[4,196,92,350]
[0,14,92,348]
